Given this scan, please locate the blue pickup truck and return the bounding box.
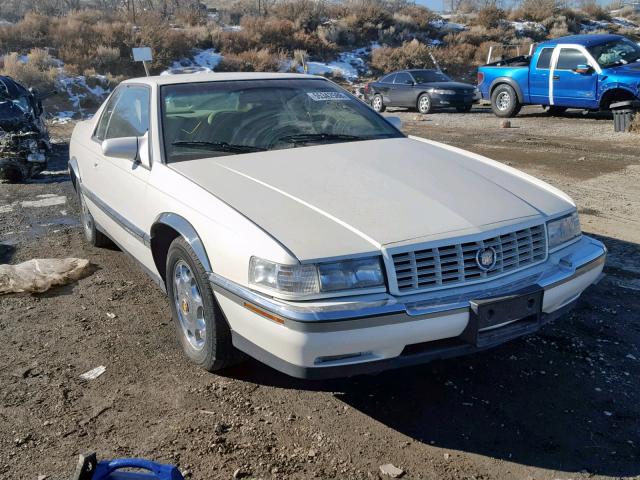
[478,34,640,117]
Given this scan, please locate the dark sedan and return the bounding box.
[364,69,480,114]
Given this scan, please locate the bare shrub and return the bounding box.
[578,0,611,20]
[476,6,506,29]
[0,49,58,91]
[629,113,640,134]
[371,40,434,72]
[518,0,559,22]
[216,48,285,72]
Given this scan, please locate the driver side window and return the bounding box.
[105,86,150,139]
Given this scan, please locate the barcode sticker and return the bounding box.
[307,91,350,101]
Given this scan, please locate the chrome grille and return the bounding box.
[392,224,547,294]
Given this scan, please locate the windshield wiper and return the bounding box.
[275,133,370,145]
[171,140,265,153]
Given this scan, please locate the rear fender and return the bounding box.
[490,77,525,103]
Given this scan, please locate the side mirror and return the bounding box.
[406,80,415,85]
[387,116,403,130]
[102,133,152,168]
[102,136,139,162]
[573,64,592,74]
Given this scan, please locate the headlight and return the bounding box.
[249,256,385,297]
[428,88,456,95]
[547,212,581,250]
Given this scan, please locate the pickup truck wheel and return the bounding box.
[78,190,111,248]
[372,94,386,112]
[546,106,568,116]
[491,84,521,118]
[166,237,239,372]
[417,94,432,114]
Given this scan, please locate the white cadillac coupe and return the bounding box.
[69,73,606,379]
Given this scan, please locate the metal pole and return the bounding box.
[487,46,493,64]
[142,60,150,77]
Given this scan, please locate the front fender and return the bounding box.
[151,212,213,273]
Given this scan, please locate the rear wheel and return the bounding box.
[78,190,111,248]
[371,94,385,112]
[546,106,568,116]
[417,94,432,114]
[166,237,240,372]
[491,84,521,118]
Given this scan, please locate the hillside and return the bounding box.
[0,0,639,120]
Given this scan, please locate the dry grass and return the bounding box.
[216,48,286,72]
[630,113,640,134]
[0,49,58,92]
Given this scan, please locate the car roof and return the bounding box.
[539,34,623,47]
[122,72,324,87]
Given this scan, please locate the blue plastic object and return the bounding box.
[93,458,184,480]
[71,453,184,480]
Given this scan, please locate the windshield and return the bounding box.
[410,70,451,83]
[588,38,640,68]
[160,78,403,162]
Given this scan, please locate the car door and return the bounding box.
[551,47,599,108]
[529,47,554,105]
[86,84,153,261]
[391,72,416,107]
[376,73,396,104]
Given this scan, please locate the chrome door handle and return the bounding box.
[552,75,560,80]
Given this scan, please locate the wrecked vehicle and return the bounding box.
[0,75,53,182]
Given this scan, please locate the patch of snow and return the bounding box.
[21,194,66,208]
[296,43,379,82]
[612,17,639,29]
[162,48,223,75]
[222,25,242,32]
[430,19,467,32]
[50,111,75,125]
[510,20,546,34]
[581,20,612,32]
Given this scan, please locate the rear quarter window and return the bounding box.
[536,48,554,69]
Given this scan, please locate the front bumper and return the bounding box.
[211,236,606,379]
[429,92,477,108]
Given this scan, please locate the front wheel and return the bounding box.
[491,84,521,118]
[371,94,386,112]
[417,93,432,114]
[166,237,240,372]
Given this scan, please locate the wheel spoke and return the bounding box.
[173,259,207,351]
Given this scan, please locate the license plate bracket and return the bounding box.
[462,286,544,348]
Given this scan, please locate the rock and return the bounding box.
[233,468,249,479]
[443,453,451,460]
[37,475,48,480]
[106,312,117,319]
[379,463,404,478]
[308,448,317,458]
[500,120,511,128]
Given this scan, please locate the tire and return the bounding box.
[78,189,111,248]
[491,84,521,118]
[456,105,473,113]
[546,106,568,116]
[417,93,432,114]
[166,236,239,372]
[371,94,386,112]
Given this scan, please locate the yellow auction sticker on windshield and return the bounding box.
[307,92,351,101]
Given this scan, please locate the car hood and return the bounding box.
[170,137,574,261]
[416,81,475,91]
[605,62,640,78]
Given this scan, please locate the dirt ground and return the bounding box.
[1,107,639,480]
